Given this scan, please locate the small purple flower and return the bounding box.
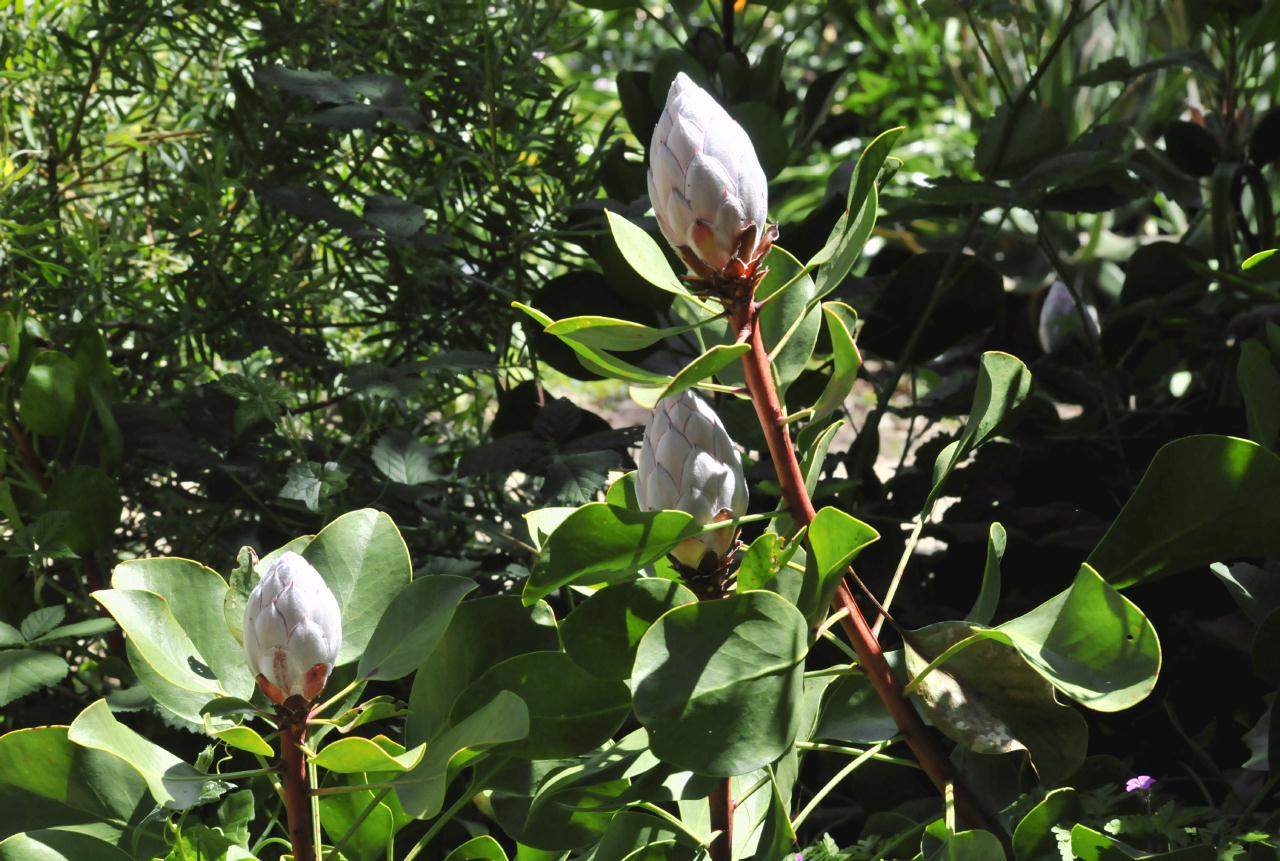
[792,854,803,861]
[1125,775,1155,793]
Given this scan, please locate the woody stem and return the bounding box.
[278,712,315,861]
[728,299,990,830]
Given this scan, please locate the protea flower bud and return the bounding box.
[1038,281,1101,353]
[243,552,341,705]
[647,72,774,282]
[636,390,748,570]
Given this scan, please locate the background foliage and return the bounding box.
[2,0,1280,858]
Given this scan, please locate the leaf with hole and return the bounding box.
[1088,435,1280,588]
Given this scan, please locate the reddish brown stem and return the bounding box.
[278,714,315,861]
[709,776,734,861]
[729,301,989,829]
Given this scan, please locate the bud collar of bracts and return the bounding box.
[636,390,748,593]
[647,72,778,307]
[243,551,342,707]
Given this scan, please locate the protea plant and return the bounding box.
[647,72,777,296]
[242,551,342,705]
[636,390,748,583]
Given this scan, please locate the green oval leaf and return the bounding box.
[632,591,809,776]
[1088,435,1280,588]
[605,210,689,298]
[68,700,210,810]
[313,736,425,773]
[407,596,558,746]
[0,830,134,861]
[994,564,1161,712]
[302,509,413,665]
[631,343,751,407]
[806,507,880,623]
[210,726,273,758]
[453,651,630,759]
[561,579,698,680]
[395,691,530,819]
[522,503,701,605]
[358,575,477,681]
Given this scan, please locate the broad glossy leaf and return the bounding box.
[805,507,880,623]
[453,652,630,759]
[1088,435,1280,588]
[313,736,425,773]
[747,771,798,861]
[735,533,803,605]
[807,303,861,428]
[491,769,630,852]
[923,828,1008,861]
[93,589,228,723]
[443,836,508,861]
[994,565,1160,712]
[407,596,557,745]
[605,210,690,298]
[210,726,272,757]
[303,509,412,664]
[110,558,254,699]
[930,352,1032,506]
[523,504,701,605]
[966,523,1006,626]
[395,691,530,819]
[358,575,476,681]
[0,830,133,861]
[904,622,1087,785]
[814,674,897,744]
[514,302,669,386]
[545,315,703,352]
[812,189,878,301]
[0,726,154,849]
[68,700,210,810]
[526,729,657,817]
[27,618,117,645]
[318,738,412,861]
[1013,787,1081,861]
[0,652,67,708]
[632,591,809,776]
[560,579,698,680]
[631,343,751,407]
[593,811,695,861]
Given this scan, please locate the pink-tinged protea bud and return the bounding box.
[1038,280,1100,353]
[647,73,774,283]
[243,552,341,705]
[636,391,748,570]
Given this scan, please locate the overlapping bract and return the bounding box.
[243,551,342,703]
[647,72,769,276]
[637,390,748,569]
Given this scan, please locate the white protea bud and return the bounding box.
[243,551,342,704]
[636,390,748,570]
[647,72,772,279]
[1038,281,1101,353]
